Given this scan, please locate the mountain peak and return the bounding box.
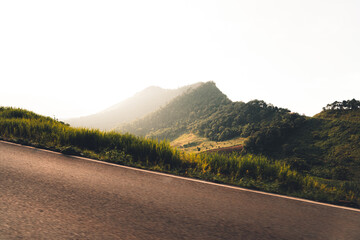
[66,82,205,130]
[119,81,231,140]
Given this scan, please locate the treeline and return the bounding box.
[1,106,359,207]
[316,99,360,123]
[323,99,360,111]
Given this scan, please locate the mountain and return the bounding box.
[118,81,231,140]
[67,79,360,183]
[66,83,202,130]
[119,81,290,141]
[118,82,360,183]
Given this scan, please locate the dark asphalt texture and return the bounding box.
[1,141,360,239]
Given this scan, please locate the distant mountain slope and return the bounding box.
[119,81,231,140]
[66,83,202,130]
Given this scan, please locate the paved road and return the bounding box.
[1,141,360,240]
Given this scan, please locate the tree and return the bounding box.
[325,99,360,111]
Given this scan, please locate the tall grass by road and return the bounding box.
[0,107,358,207]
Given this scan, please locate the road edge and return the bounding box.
[1,140,359,213]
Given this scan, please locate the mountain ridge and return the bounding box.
[118,81,232,140]
[119,81,291,142]
[66,82,203,130]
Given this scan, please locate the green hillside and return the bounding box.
[120,81,290,141]
[0,107,181,169]
[119,81,231,140]
[193,99,290,141]
[314,99,360,122]
[243,102,360,183]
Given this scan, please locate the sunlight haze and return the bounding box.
[1,0,359,119]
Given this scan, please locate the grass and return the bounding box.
[1,106,359,208]
[171,133,245,153]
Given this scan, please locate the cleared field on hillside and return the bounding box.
[171,133,246,153]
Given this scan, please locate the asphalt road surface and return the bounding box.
[1,141,360,240]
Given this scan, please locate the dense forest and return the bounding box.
[243,104,360,183]
[194,100,290,141]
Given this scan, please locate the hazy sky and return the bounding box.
[1,0,359,119]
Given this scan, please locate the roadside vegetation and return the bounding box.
[1,106,359,208]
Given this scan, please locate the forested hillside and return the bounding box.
[120,81,290,141]
[193,100,290,141]
[243,101,360,182]
[315,99,360,122]
[119,82,231,140]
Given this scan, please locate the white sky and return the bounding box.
[1,0,359,119]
